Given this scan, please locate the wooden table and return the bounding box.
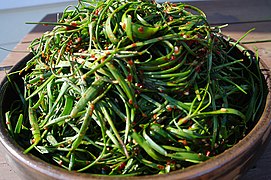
[0,0,271,179]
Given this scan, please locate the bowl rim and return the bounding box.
[0,44,271,180]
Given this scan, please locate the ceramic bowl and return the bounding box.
[0,45,271,180]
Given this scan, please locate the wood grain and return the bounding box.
[0,143,21,180]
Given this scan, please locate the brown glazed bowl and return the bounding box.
[0,44,271,180]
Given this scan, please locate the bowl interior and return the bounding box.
[0,45,271,180]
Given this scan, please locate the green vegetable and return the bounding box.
[4,0,266,176]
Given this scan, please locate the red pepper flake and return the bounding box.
[39,76,44,81]
[127,74,133,82]
[166,160,176,167]
[183,139,188,146]
[118,162,126,171]
[174,46,180,54]
[138,26,144,33]
[76,37,82,43]
[171,55,176,60]
[101,57,106,63]
[121,22,126,30]
[65,47,71,52]
[60,143,65,148]
[153,114,158,119]
[41,52,45,58]
[183,34,189,39]
[136,83,144,88]
[178,139,188,146]
[128,99,133,105]
[166,105,173,111]
[5,121,10,125]
[58,160,63,166]
[90,104,95,110]
[131,43,137,48]
[104,51,110,56]
[128,59,134,66]
[66,22,78,30]
[206,151,211,157]
[168,16,174,21]
[94,9,99,16]
[157,164,165,170]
